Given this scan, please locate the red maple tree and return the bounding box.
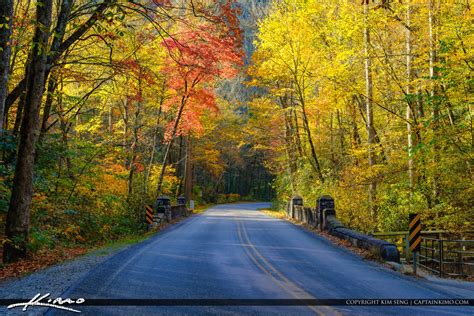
[156,0,244,193]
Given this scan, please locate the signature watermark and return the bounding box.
[7,293,85,313]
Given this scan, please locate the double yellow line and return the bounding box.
[237,221,341,316]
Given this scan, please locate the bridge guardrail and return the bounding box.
[369,230,474,263]
[365,230,474,278]
[170,204,189,219]
[146,199,191,228]
[418,237,474,278]
[287,195,400,262]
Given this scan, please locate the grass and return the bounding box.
[0,207,209,280]
[258,207,286,219]
[192,203,215,214]
[88,233,151,256]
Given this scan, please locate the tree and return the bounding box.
[248,0,472,232]
[156,12,243,195]
[4,0,115,126]
[405,0,414,211]
[250,2,326,184]
[0,0,13,133]
[363,2,377,219]
[4,0,54,263]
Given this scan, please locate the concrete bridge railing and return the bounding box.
[287,195,400,262]
[170,204,189,219]
[147,196,191,228]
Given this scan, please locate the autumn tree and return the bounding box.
[4,0,54,262]
[0,0,13,133]
[156,5,243,195]
[249,0,473,232]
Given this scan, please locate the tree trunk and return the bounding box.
[294,78,324,183]
[184,136,193,201]
[156,94,188,195]
[301,100,324,183]
[122,97,129,166]
[350,99,362,150]
[128,74,143,197]
[56,80,74,181]
[0,0,13,133]
[39,0,73,138]
[354,93,387,162]
[4,0,53,263]
[4,0,112,114]
[330,112,336,166]
[429,0,440,208]
[108,106,113,133]
[284,110,297,192]
[406,0,415,207]
[39,72,58,139]
[144,80,165,193]
[12,89,25,135]
[145,109,162,193]
[336,109,345,157]
[363,4,377,219]
[59,122,74,180]
[176,136,184,196]
[280,94,297,193]
[291,93,304,156]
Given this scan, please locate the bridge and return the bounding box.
[44,202,474,315]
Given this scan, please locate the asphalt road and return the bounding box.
[48,203,473,315]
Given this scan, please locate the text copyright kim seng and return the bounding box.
[345,299,471,306]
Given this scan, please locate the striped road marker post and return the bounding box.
[409,213,421,274]
[146,205,154,228]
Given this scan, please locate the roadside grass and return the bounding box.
[258,205,286,219]
[0,231,154,280]
[2,203,277,280]
[192,203,215,214]
[88,233,152,257]
[0,205,215,281]
[86,206,216,257]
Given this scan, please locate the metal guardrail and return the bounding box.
[371,230,446,237]
[287,195,472,277]
[418,237,474,278]
[370,231,443,262]
[371,231,474,278]
[369,230,474,265]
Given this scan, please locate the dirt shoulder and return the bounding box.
[0,211,201,281]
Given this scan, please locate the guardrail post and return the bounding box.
[177,196,186,208]
[316,195,334,231]
[290,196,303,220]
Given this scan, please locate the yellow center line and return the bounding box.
[237,220,342,316]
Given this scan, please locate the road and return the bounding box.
[48,203,473,315]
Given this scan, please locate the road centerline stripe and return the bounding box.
[237,220,341,316]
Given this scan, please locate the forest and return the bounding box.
[248,0,472,233]
[0,0,472,265]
